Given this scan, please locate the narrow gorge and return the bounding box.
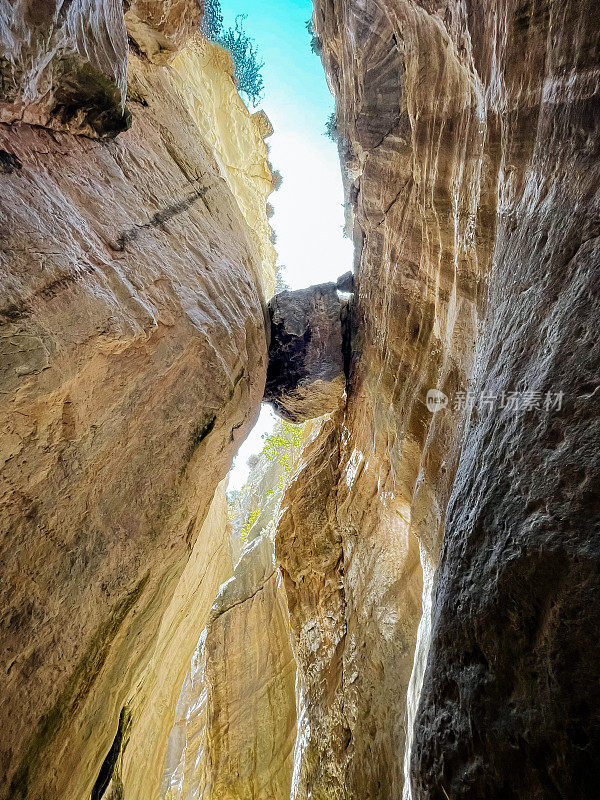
[0,2,598,800]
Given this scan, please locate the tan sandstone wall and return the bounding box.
[276,1,492,796]
[277,1,599,799]
[162,422,303,800]
[0,4,276,799]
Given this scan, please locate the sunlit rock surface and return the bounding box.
[2,0,598,797]
[228,419,305,565]
[125,0,202,64]
[0,18,275,800]
[162,423,301,800]
[264,282,347,422]
[278,1,487,796]
[278,1,600,798]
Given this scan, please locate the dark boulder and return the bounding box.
[264,282,347,422]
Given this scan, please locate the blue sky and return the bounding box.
[221,0,352,489]
[220,0,352,290]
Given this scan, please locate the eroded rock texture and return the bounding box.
[410,2,600,798]
[125,0,202,63]
[0,12,275,800]
[162,424,300,800]
[163,534,296,800]
[264,282,347,422]
[0,0,129,136]
[279,1,599,798]
[277,1,491,796]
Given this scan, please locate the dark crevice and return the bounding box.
[91,707,127,800]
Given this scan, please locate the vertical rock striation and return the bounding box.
[280,1,599,798]
[277,0,492,796]
[162,422,301,800]
[0,7,275,799]
[410,2,600,798]
[163,533,297,800]
[0,0,130,135]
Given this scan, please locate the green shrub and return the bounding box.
[241,508,261,542]
[269,164,283,190]
[275,264,290,293]
[325,111,338,141]
[262,422,304,470]
[201,0,224,40]
[218,15,265,106]
[202,2,264,107]
[305,18,322,54]
[201,3,265,107]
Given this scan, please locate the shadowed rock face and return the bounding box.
[0,0,130,136]
[409,1,600,797]
[264,281,348,422]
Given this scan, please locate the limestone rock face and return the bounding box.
[409,2,600,798]
[275,416,348,796]
[0,0,129,135]
[264,283,346,422]
[0,28,274,800]
[202,534,297,800]
[161,418,305,800]
[279,2,600,799]
[276,0,489,796]
[125,0,203,64]
[163,534,298,800]
[105,482,233,800]
[162,441,299,800]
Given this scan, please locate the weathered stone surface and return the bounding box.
[276,0,489,796]
[410,2,600,798]
[103,482,233,800]
[125,0,203,64]
[170,38,276,301]
[0,0,129,136]
[162,420,303,800]
[0,32,274,800]
[275,416,348,797]
[163,536,296,800]
[280,2,600,799]
[202,534,297,800]
[264,283,346,423]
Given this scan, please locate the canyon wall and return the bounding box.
[0,5,276,799]
[162,422,302,800]
[279,0,599,798]
[163,533,296,800]
[1,1,598,798]
[410,2,600,798]
[278,1,492,796]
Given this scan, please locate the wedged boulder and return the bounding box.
[264,281,348,423]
